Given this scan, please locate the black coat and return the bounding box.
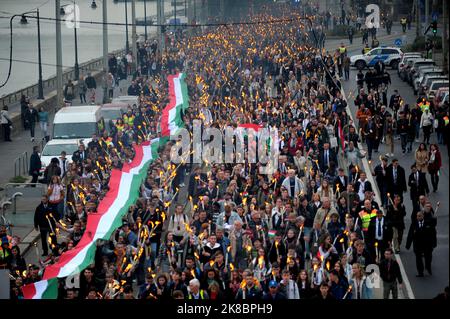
[34,202,57,231]
[333,175,349,193]
[386,203,406,230]
[408,171,429,200]
[72,150,89,164]
[406,219,437,253]
[24,108,39,125]
[386,164,407,195]
[367,217,393,246]
[353,180,373,194]
[318,149,337,173]
[29,152,42,175]
[379,258,403,283]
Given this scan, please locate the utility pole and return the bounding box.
[131,0,137,75]
[443,0,448,74]
[55,0,63,109]
[174,0,177,35]
[144,0,148,41]
[425,0,429,26]
[125,0,129,53]
[157,0,165,52]
[102,0,108,103]
[416,0,421,38]
[37,9,44,99]
[73,1,79,81]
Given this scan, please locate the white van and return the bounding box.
[52,105,101,145]
[111,96,140,110]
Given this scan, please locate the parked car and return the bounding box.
[426,80,449,101]
[413,69,444,94]
[407,59,435,84]
[398,52,422,75]
[40,139,79,174]
[434,87,449,106]
[350,47,403,70]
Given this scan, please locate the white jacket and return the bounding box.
[281,176,305,198]
[420,111,433,128]
[1,110,11,125]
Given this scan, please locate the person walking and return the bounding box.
[1,105,12,142]
[400,17,407,33]
[406,211,437,277]
[347,25,354,44]
[29,146,41,186]
[24,103,39,142]
[379,248,403,299]
[85,72,97,104]
[415,143,429,173]
[34,195,58,256]
[64,79,75,105]
[20,95,29,129]
[420,108,434,145]
[106,72,115,99]
[386,194,406,253]
[408,164,430,212]
[78,75,87,104]
[343,55,350,81]
[427,144,442,192]
[38,107,49,141]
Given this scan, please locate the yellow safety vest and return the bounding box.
[359,209,377,231]
[188,290,205,299]
[339,47,347,54]
[363,47,371,54]
[124,114,135,126]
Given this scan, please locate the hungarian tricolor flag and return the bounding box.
[238,123,263,131]
[22,139,160,299]
[338,120,345,151]
[161,73,189,137]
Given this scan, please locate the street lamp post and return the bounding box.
[125,0,129,53]
[36,9,44,99]
[14,11,44,99]
[73,1,79,81]
[174,0,177,33]
[144,0,148,41]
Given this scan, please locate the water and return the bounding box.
[0,0,180,97]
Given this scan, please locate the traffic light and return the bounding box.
[431,21,437,34]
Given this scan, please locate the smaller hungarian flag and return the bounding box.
[338,120,345,151]
[238,123,263,131]
[268,230,277,238]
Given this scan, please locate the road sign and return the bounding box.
[394,38,402,46]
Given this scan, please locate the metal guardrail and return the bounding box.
[13,151,28,177]
[0,48,126,108]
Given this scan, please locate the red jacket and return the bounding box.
[428,149,442,172]
[287,137,304,156]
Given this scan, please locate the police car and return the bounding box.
[350,47,403,70]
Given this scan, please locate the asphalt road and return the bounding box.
[340,41,449,299]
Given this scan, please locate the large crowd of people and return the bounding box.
[0,3,447,300]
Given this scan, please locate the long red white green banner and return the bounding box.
[22,139,160,299]
[160,73,189,137]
